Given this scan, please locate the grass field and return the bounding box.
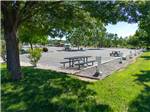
[1,52,150,112]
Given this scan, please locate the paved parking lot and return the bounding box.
[20,47,137,72]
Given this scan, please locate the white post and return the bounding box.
[97,56,101,68]
[119,53,123,63]
[94,56,102,77]
[138,49,140,54]
[129,51,133,59]
[134,50,137,56]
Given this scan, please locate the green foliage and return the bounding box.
[68,15,106,48]
[1,52,150,112]
[89,21,106,47]
[49,28,68,40]
[3,1,147,49]
[19,25,48,47]
[81,1,140,24]
[68,27,84,48]
[101,33,128,48]
[138,30,150,48]
[28,48,42,67]
[42,47,48,52]
[2,1,150,81]
[127,35,140,48]
[125,1,150,49]
[138,6,150,48]
[1,65,112,112]
[90,52,150,112]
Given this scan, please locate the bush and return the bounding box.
[0,40,6,62]
[28,48,42,67]
[42,47,48,52]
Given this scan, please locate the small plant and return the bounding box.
[0,40,6,62]
[42,47,48,52]
[28,48,42,67]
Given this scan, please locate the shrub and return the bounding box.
[28,48,42,67]
[42,47,48,52]
[0,40,6,62]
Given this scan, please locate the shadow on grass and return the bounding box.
[128,70,150,112]
[1,67,112,112]
[140,56,150,60]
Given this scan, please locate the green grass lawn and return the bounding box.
[1,52,150,112]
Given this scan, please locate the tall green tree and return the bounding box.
[2,1,145,80]
[90,21,106,47]
[135,1,150,48]
[19,25,48,49]
[121,1,150,49]
[67,10,96,49]
[81,1,140,24]
[127,35,140,48]
[1,1,73,80]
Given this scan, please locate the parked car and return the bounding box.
[64,43,71,51]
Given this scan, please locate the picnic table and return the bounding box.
[60,56,95,69]
[110,51,121,57]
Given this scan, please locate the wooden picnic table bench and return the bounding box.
[60,59,80,68]
[60,61,70,68]
[75,60,95,69]
[60,56,92,68]
[64,56,91,60]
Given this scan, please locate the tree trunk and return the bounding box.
[29,42,33,50]
[78,45,80,50]
[5,30,22,80]
[2,2,22,80]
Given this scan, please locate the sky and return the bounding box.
[106,22,138,38]
[49,21,138,40]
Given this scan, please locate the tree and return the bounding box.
[28,48,42,67]
[126,1,150,49]
[134,1,150,48]
[127,35,140,48]
[134,29,149,48]
[81,1,140,24]
[67,10,96,49]
[19,25,48,49]
[117,37,127,47]
[1,1,70,80]
[90,21,106,48]
[2,1,145,80]
[69,28,83,50]
[1,1,29,80]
